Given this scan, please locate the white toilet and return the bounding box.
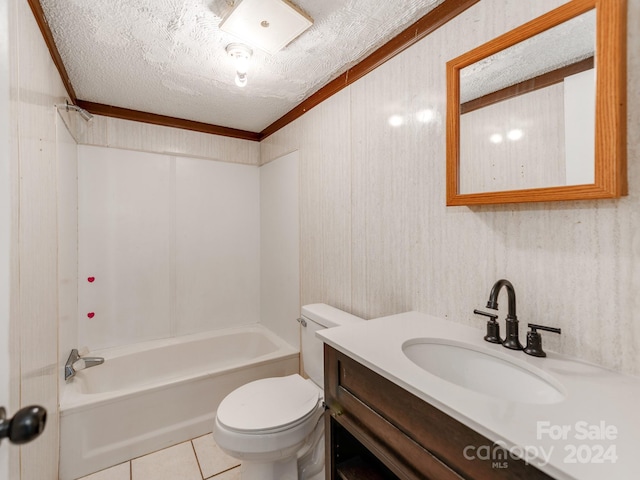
[213,304,364,480]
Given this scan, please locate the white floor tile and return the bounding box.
[131,441,202,480]
[77,462,130,480]
[192,433,240,478]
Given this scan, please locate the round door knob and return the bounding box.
[0,405,47,445]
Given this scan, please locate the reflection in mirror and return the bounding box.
[446,0,627,206]
[459,10,595,194]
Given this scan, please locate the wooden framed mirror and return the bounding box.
[446,0,626,206]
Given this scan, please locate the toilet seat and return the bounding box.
[217,374,321,434]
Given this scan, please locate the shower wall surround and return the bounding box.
[77,146,262,351]
[261,0,640,375]
[68,114,260,166]
[260,152,301,348]
[57,121,79,396]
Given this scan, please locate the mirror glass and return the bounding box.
[459,10,595,194]
[446,0,626,206]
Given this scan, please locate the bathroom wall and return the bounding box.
[7,0,72,477]
[260,152,300,348]
[56,115,79,395]
[77,146,261,351]
[261,0,640,375]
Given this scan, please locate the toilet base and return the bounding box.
[233,429,326,480]
[229,426,325,480]
[240,457,298,480]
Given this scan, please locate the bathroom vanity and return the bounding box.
[324,345,552,479]
[318,312,640,480]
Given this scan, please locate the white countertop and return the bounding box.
[317,311,640,480]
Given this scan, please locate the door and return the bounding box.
[1,0,11,476]
[0,8,47,464]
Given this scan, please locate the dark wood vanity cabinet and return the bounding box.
[324,345,554,480]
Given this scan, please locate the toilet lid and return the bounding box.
[217,374,321,433]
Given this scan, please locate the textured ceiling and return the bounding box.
[40,0,445,133]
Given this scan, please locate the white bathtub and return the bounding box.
[59,324,299,480]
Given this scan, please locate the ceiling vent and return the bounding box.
[220,0,313,55]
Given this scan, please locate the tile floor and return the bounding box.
[77,433,241,480]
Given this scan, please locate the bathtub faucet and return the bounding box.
[64,348,104,382]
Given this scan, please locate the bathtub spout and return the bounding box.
[75,357,105,369]
[65,349,104,382]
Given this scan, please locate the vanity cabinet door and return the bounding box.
[324,345,554,480]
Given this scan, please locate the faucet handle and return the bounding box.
[524,323,561,357]
[473,309,502,344]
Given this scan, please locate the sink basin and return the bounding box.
[402,339,565,404]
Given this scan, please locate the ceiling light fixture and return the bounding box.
[220,0,313,55]
[226,43,253,88]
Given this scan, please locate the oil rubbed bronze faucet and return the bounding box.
[475,280,563,357]
[475,279,523,350]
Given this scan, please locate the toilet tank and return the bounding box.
[300,304,364,387]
